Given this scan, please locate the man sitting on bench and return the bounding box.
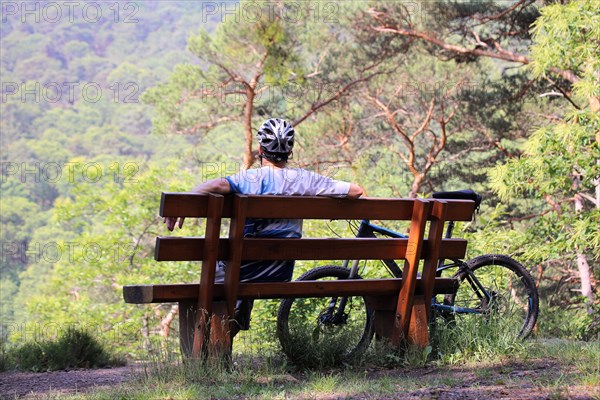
[164,118,364,336]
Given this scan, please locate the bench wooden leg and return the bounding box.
[208,301,232,360]
[179,300,196,358]
[178,300,233,360]
[407,295,429,348]
[368,294,431,349]
[373,310,395,340]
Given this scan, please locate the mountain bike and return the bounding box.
[276,190,539,363]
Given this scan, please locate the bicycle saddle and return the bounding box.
[432,189,483,212]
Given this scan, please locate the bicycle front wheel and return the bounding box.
[443,254,539,338]
[276,265,375,366]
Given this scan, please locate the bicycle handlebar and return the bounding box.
[432,189,482,212]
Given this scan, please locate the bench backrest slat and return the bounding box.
[160,193,234,218]
[159,193,475,221]
[155,237,469,262]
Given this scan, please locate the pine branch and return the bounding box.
[367,9,580,84]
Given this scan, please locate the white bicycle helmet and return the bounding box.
[256,118,295,154]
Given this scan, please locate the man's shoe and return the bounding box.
[234,299,252,330]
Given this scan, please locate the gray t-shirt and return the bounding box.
[217,166,350,282]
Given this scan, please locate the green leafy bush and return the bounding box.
[0,338,9,372]
[6,327,123,371]
[539,299,600,341]
[12,341,48,372]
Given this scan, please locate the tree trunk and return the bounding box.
[243,88,256,169]
[141,313,150,351]
[576,253,594,306]
[408,174,424,198]
[160,304,178,339]
[574,193,595,311]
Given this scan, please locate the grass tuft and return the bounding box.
[279,323,365,369]
[2,327,124,372]
[430,311,527,365]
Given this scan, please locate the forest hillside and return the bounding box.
[1,0,598,359]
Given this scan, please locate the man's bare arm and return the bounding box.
[190,178,232,194]
[164,178,232,231]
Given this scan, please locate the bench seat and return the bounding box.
[124,277,458,303]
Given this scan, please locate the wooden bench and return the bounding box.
[123,193,476,359]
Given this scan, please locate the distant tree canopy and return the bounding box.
[2,0,598,350]
[143,0,391,168]
[1,1,209,336]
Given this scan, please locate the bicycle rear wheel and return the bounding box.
[276,265,374,366]
[443,254,539,338]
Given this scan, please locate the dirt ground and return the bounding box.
[370,359,599,400]
[0,365,138,399]
[0,359,598,399]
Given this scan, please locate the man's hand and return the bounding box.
[164,216,185,231]
[348,183,364,199]
[163,178,231,231]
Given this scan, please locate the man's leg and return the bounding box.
[234,299,254,331]
[214,261,253,335]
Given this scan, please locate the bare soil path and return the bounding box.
[368,359,598,400]
[0,358,597,399]
[0,365,138,399]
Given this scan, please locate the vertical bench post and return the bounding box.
[224,195,248,322]
[207,194,248,351]
[392,199,431,347]
[192,193,224,359]
[408,200,447,347]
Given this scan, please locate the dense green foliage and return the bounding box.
[1,0,597,362]
[1,1,213,354]
[490,0,599,338]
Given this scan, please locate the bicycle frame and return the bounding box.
[325,219,495,319]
